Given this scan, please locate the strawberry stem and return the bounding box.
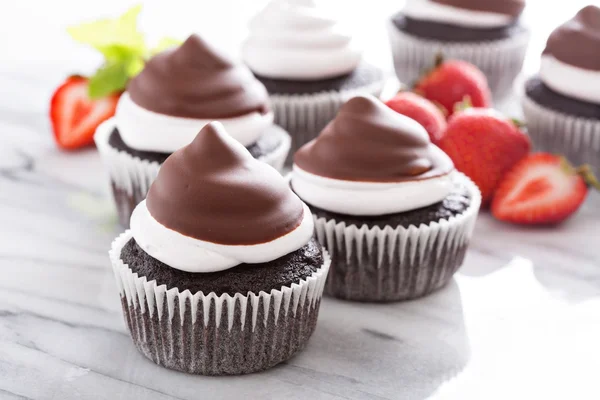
[560,156,600,191]
[511,118,526,129]
[453,95,472,114]
[434,53,444,69]
[413,54,445,89]
[576,164,600,191]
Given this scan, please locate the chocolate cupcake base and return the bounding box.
[312,173,481,302]
[388,18,530,99]
[95,118,291,228]
[110,231,331,375]
[522,91,600,176]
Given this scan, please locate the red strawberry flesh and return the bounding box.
[491,153,588,225]
[50,77,119,150]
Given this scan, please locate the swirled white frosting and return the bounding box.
[242,0,362,80]
[115,93,274,153]
[402,0,513,28]
[130,200,315,273]
[540,55,600,104]
[291,160,454,216]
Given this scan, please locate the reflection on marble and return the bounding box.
[1,37,600,400]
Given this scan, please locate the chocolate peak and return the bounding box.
[294,95,454,182]
[172,34,231,68]
[127,34,269,119]
[543,6,600,71]
[432,0,525,18]
[146,122,304,245]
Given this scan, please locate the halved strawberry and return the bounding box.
[50,76,119,150]
[491,153,600,225]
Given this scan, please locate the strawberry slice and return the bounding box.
[491,153,600,225]
[50,76,119,150]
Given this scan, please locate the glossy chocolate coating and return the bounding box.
[128,34,269,118]
[146,123,304,245]
[294,95,454,182]
[543,6,600,71]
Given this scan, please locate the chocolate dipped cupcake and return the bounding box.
[242,0,388,161]
[389,0,530,98]
[95,34,291,227]
[110,122,330,375]
[523,5,600,174]
[291,95,481,302]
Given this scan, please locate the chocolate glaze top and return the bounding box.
[432,0,525,18]
[294,95,454,183]
[128,34,270,119]
[543,6,600,71]
[146,122,304,245]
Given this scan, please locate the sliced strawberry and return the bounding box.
[50,76,119,150]
[491,153,599,225]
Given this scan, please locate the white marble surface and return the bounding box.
[2,1,600,399]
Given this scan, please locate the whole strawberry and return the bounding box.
[492,153,600,225]
[414,57,492,118]
[385,92,447,144]
[438,108,531,205]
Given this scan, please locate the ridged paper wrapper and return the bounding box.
[110,231,331,375]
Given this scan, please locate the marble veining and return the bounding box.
[2,4,600,397]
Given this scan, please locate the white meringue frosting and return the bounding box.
[242,0,362,80]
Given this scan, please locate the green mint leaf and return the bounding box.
[150,37,182,56]
[88,62,129,99]
[125,57,145,77]
[68,5,146,61]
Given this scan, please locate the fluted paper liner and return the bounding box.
[522,95,600,175]
[95,118,291,228]
[110,231,330,375]
[388,20,530,99]
[312,172,481,302]
[270,80,387,164]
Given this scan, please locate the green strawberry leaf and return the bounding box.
[88,62,129,99]
[68,5,146,61]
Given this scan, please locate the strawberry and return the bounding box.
[50,5,179,151]
[491,153,600,225]
[385,92,447,144]
[50,76,119,150]
[414,56,492,118]
[438,108,531,205]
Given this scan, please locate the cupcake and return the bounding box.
[291,95,481,302]
[389,0,530,98]
[95,34,291,227]
[523,5,600,174]
[110,122,330,375]
[242,0,388,160]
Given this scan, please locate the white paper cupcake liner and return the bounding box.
[270,79,387,163]
[388,21,530,99]
[522,95,600,174]
[312,172,481,302]
[95,118,291,227]
[110,231,331,375]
